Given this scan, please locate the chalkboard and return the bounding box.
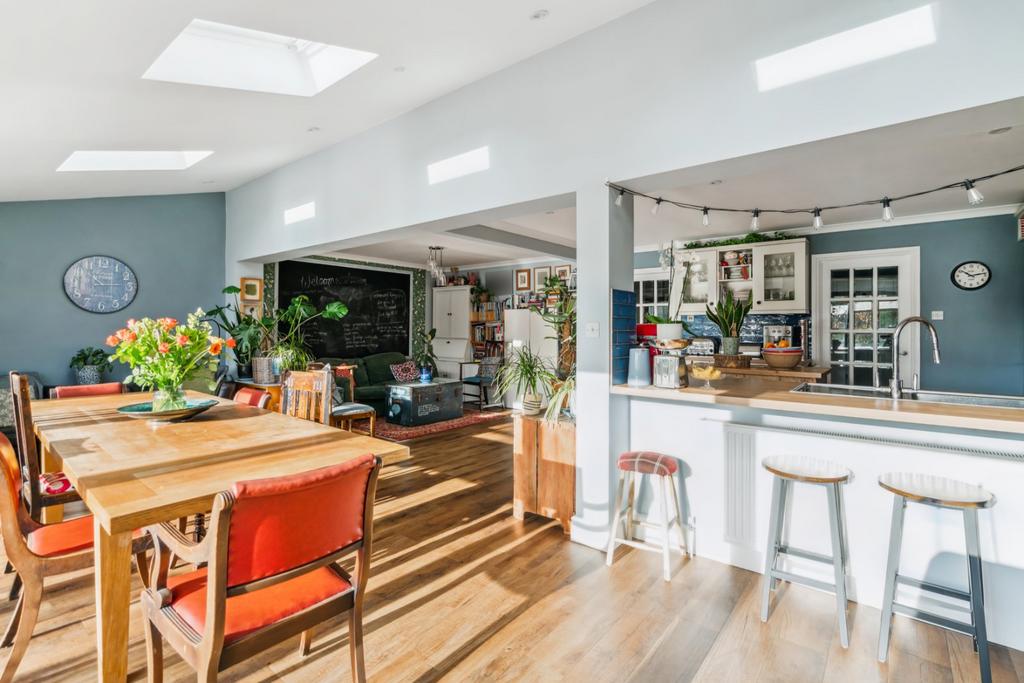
[277,260,411,358]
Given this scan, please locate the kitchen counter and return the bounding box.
[612,378,1024,435]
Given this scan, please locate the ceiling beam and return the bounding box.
[448,224,576,260]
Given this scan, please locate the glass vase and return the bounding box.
[153,386,187,412]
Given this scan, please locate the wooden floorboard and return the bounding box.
[3,417,1023,682]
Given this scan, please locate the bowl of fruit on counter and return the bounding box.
[761,340,803,369]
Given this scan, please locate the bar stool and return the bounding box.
[760,455,852,648]
[606,451,688,581]
[877,473,995,682]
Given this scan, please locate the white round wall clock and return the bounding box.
[950,261,991,291]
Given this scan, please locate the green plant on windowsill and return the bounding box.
[70,347,113,385]
[495,346,554,417]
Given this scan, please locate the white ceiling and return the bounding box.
[329,230,557,269]
[0,0,654,202]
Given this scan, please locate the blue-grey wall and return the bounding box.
[475,259,573,296]
[0,193,226,385]
[635,215,1024,395]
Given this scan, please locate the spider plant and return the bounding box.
[495,346,553,415]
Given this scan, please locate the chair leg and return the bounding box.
[668,475,688,555]
[826,483,850,648]
[624,472,639,542]
[0,594,23,648]
[660,476,673,581]
[1,564,9,575]
[348,605,366,683]
[761,476,785,622]
[0,577,42,683]
[368,413,376,438]
[606,472,627,566]
[964,508,992,683]
[135,551,152,589]
[878,495,906,662]
[299,629,312,656]
[6,574,20,603]
[144,618,163,683]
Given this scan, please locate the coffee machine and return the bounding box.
[762,324,794,348]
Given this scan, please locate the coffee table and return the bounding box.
[387,378,464,426]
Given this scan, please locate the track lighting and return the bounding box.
[812,208,823,229]
[614,190,624,207]
[964,180,984,206]
[651,198,662,215]
[881,197,894,222]
[702,207,710,227]
[750,209,760,231]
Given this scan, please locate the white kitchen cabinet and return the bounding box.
[670,248,718,316]
[432,286,471,338]
[751,240,808,313]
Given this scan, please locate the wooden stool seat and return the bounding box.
[878,472,994,509]
[617,451,678,476]
[762,454,850,484]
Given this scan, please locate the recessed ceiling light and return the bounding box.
[710,179,723,185]
[307,126,321,133]
[143,19,378,97]
[530,9,550,20]
[393,65,407,73]
[427,146,490,185]
[57,150,213,172]
[988,126,1012,135]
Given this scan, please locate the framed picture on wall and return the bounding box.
[554,264,572,282]
[241,301,263,319]
[240,277,263,302]
[532,266,551,289]
[515,268,531,291]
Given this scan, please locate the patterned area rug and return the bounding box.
[351,407,511,442]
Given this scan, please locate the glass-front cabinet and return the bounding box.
[669,239,809,316]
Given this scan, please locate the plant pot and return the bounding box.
[252,356,275,384]
[153,386,187,412]
[76,365,102,385]
[419,366,433,383]
[236,362,253,379]
[521,393,543,416]
[721,336,740,356]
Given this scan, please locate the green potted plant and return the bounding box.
[495,346,553,416]
[413,328,439,381]
[70,347,112,385]
[269,295,349,373]
[532,275,576,420]
[471,284,491,304]
[706,290,752,356]
[206,286,266,377]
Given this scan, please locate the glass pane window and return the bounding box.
[854,268,873,297]
[877,266,899,297]
[853,333,874,362]
[830,302,849,330]
[852,366,874,387]
[642,281,655,304]
[877,334,894,364]
[878,300,899,329]
[853,301,873,329]
[830,269,850,298]
[830,333,849,362]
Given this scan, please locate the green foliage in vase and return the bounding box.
[495,346,554,400]
[413,328,439,370]
[705,289,752,338]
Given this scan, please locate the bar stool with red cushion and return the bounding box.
[48,382,125,399]
[141,454,382,682]
[606,451,689,581]
[0,433,150,682]
[232,387,271,409]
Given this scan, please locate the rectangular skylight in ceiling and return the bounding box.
[284,201,316,225]
[755,5,936,91]
[143,19,378,97]
[427,146,491,185]
[56,150,213,172]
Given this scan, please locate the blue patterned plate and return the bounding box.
[117,399,218,422]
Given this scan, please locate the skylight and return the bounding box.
[755,5,936,91]
[56,150,213,172]
[427,147,491,185]
[284,201,316,225]
[143,19,378,97]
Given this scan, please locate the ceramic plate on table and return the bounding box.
[116,399,218,422]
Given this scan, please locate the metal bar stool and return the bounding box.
[877,473,995,683]
[761,455,852,648]
[606,451,688,581]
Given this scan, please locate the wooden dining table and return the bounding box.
[30,390,409,683]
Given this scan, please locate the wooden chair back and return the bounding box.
[280,367,333,424]
[0,433,33,565]
[49,382,124,399]
[9,372,42,517]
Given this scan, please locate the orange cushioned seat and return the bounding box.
[617,451,678,477]
[25,514,94,557]
[51,382,124,399]
[166,566,353,643]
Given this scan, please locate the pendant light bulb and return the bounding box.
[702,207,710,227]
[964,180,984,206]
[881,197,895,222]
[651,198,662,216]
[614,190,624,207]
[812,208,823,229]
[750,209,760,232]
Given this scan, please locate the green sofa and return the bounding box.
[318,351,409,415]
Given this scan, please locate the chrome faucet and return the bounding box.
[890,316,941,399]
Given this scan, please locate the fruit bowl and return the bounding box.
[761,348,803,369]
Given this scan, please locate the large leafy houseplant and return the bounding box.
[270,295,349,371]
[70,347,112,384]
[206,286,268,370]
[532,275,576,421]
[705,290,752,355]
[414,328,438,372]
[495,346,553,416]
[106,311,232,410]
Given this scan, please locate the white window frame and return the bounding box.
[634,267,671,322]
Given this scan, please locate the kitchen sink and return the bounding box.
[792,383,1024,410]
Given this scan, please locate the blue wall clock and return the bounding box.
[63,255,138,314]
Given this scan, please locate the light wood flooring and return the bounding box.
[5,419,1024,682]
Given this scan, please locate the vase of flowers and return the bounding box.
[107,311,234,412]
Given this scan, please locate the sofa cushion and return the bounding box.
[390,360,418,383]
[354,385,388,402]
[364,352,409,385]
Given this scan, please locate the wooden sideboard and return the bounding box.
[513,414,575,534]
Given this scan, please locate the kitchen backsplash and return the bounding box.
[681,313,810,347]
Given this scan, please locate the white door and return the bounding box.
[812,247,920,388]
[448,288,471,339]
[753,241,808,313]
[432,290,452,337]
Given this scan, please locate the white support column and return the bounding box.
[571,182,634,550]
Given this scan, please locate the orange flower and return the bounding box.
[226,337,237,349]
[105,335,120,347]
[158,317,178,331]
[126,331,137,342]
[157,342,171,354]
[176,334,189,347]
[115,328,134,342]
[208,341,223,356]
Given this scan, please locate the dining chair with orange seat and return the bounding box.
[47,381,125,399]
[141,454,382,683]
[232,387,271,409]
[9,373,80,522]
[0,433,151,683]
[280,367,333,425]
